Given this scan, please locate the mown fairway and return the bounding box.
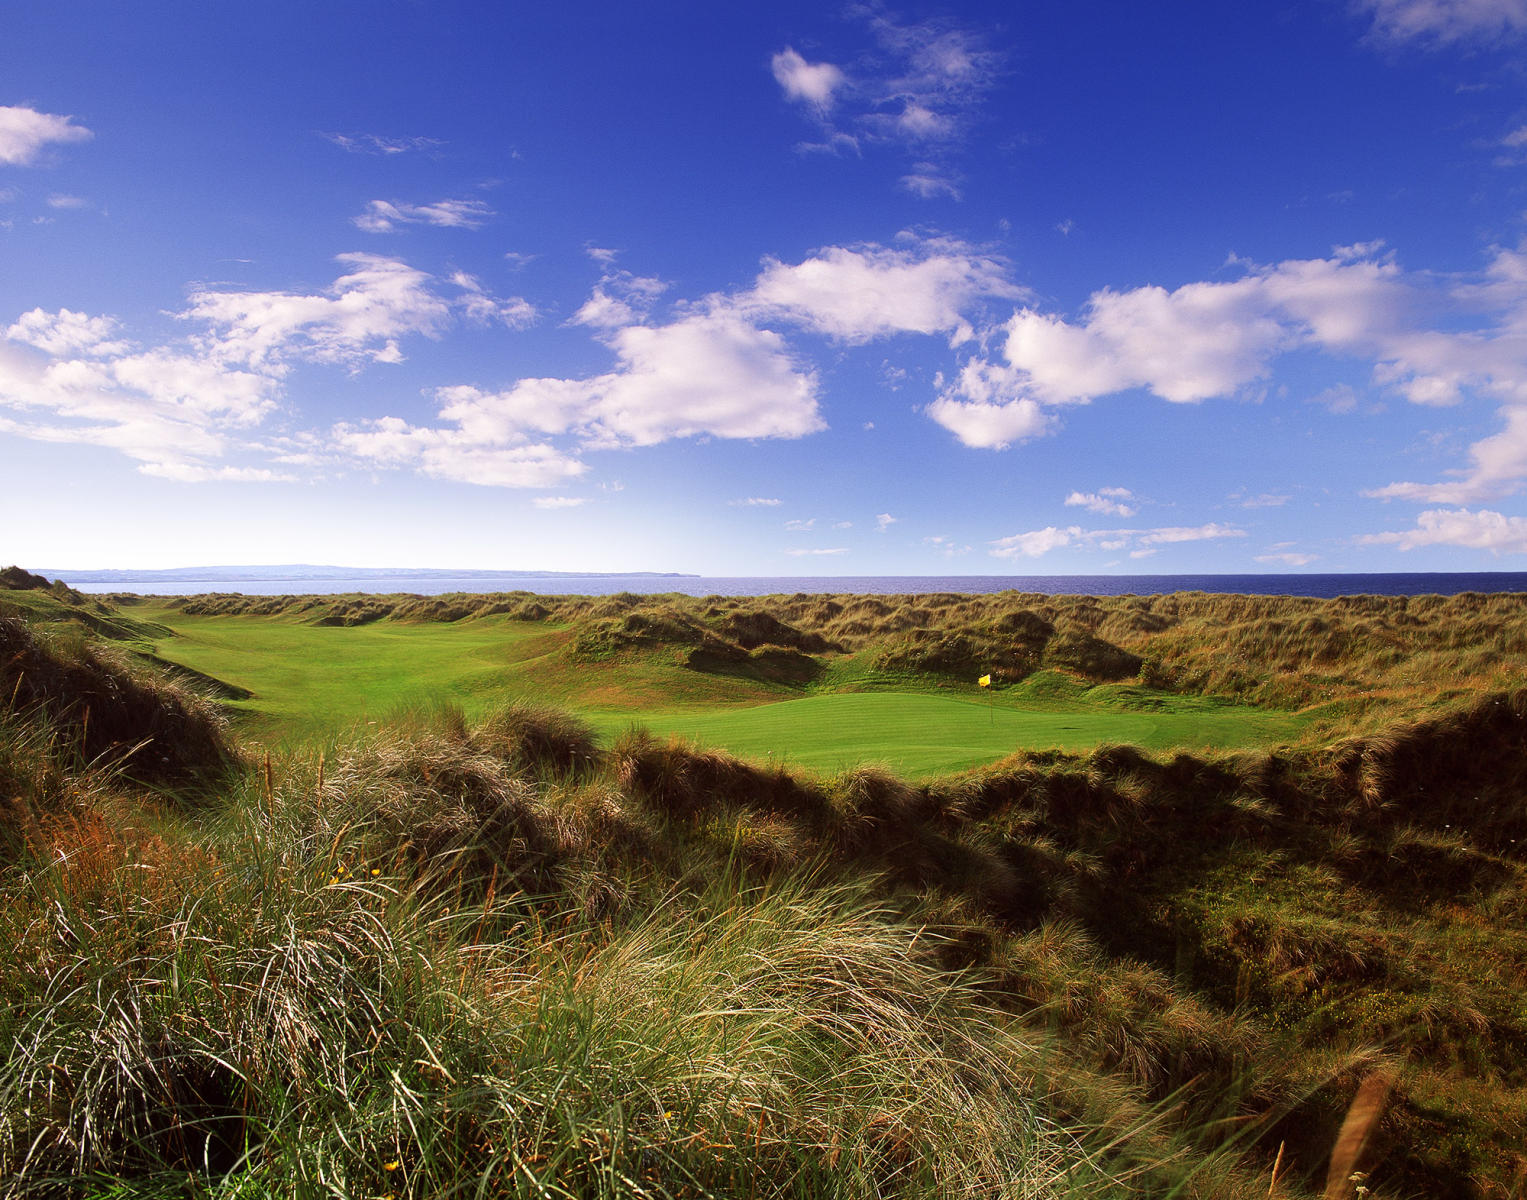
[585,691,1300,778]
[136,605,1303,770]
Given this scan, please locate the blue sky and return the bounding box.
[7,1,1527,574]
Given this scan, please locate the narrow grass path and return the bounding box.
[586,691,1302,779]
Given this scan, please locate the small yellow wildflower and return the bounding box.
[384,1160,400,1171]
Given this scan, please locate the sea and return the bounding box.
[45,570,1527,599]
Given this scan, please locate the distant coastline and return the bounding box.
[34,567,1527,599]
[39,564,699,585]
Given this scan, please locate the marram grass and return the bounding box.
[1,811,1092,1197]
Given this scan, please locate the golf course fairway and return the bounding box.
[129,606,1305,775]
[587,691,1301,778]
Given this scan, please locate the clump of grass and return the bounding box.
[475,700,601,777]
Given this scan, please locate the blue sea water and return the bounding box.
[56,570,1527,598]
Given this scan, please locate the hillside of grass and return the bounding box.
[65,592,1316,769]
[2,574,1526,1197]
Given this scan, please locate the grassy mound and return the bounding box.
[0,617,237,792]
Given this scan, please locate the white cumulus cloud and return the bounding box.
[570,271,667,330]
[0,255,524,484]
[6,308,129,357]
[743,239,1020,345]
[1065,487,1137,517]
[771,48,846,112]
[930,242,1527,474]
[1360,506,1527,551]
[182,253,454,370]
[0,106,92,166]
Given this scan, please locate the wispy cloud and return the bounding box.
[1358,0,1527,46]
[772,8,1002,185]
[532,495,588,509]
[923,534,970,556]
[1232,491,1292,508]
[899,166,962,200]
[354,198,495,233]
[1254,551,1319,566]
[321,132,443,155]
[786,546,849,556]
[0,106,92,166]
[730,496,783,507]
[451,271,537,329]
[989,522,1246,559]
[182,253,454,370]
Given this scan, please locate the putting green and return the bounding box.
[587,691,1301,779]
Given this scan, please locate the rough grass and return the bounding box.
[0,699,1226,1199]
[6,580,1527,1197]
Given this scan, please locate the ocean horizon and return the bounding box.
[44,569,1527,599]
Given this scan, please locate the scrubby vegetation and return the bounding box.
[2,571,1525,1197]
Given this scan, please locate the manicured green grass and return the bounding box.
[134,607,562,741]
[588,691,1302,779]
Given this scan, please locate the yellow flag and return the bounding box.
[978,674,991,687]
